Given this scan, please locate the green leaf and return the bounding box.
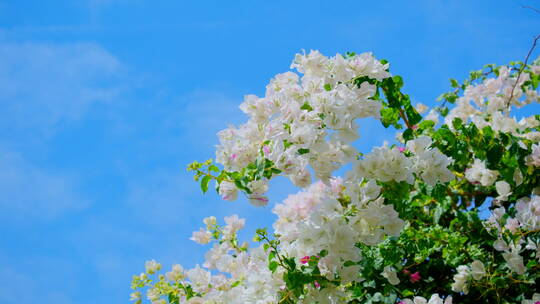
[405,104,422,125]
[401,289,415,297]
[284,257,296,270]
[255,158,265,179]
[380,107,400,128]
[381,77,402,108]
[283,139,293,149]
[418,120,435,131]
[354,76,378,86]
[437,106,449,117]
[438,92,458,104]
[208,164,219,172]
[323,83,332,91]
[343,260,356,267]
[392,75,404,89]
[200,176,211,193]
[168,293,179,304]
[300,102,314,112]
[234,178,250,193]
[269,260,279,273]
[452,117,463,130]
[486,144,504,167]
[283,123,291,134]
[297,148,310,155]
[403,128,414,141]
[269,250,277,260]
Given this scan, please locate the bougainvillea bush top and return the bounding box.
[130,50,540,304]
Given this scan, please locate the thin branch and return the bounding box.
[507,33,540,107]
[398,108,413,129]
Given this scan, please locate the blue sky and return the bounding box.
[0,1,539,303]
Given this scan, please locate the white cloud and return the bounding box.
[0,147,87,221]
[0,40,124,139]
[162,89,244,148]
[126,171,206,226]
[0,267,75,304]
[0,252,77,304]
[0,39,125,221]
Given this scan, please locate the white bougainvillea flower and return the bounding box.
[495,180,512,201]
[381,266,400,285]
[144,259,161,275]
[190,228,212,244]
[470,260,486,280]
[451,265,471,294]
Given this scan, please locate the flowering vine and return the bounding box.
[131,50,540,304]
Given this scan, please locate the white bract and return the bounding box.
[216,51,390,201]
[382,266,400,285]
[401,294,453,304]
[470,260,486,281]
[465,159,498,187]
[451,265,471,294]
